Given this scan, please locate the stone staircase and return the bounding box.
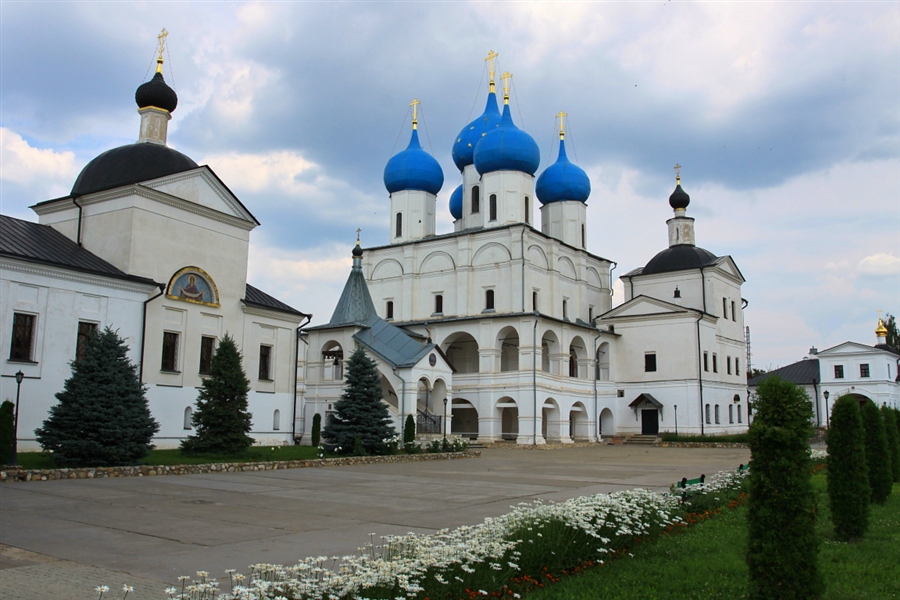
[624,434,659,446]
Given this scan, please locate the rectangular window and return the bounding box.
[735,358,740,377]
[395,212,402,238]
[386,300,394,320]
[589,306,594,322]
[485,289,495,310]
[737,404,743,423]
[713,353,718,373]
[703,351,709,372]
[727,356,732,375]
[731,301,736,321]
[562,299,568,320]
[471,186,480,214]
[489,194,497,221]
[532,291,539,312]
[434,294,443,315]
[729,404,734,424]
[723,298,728,319]
[161,331,179,372]
[199,336,215,375]
[705,404,711,424]
[715,404,720,424]
[524,196,530,224]
[9,313,36,361]
[76,321,98,362]
[860,363,870,378]
[617,389,625,398]
[582,224,586,249]
[834,365,844,379]
[645,353,657,372]
[259,345,273,380]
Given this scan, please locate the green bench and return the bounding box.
[675,464,749,503]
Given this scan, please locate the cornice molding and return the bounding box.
[0,258,158,294]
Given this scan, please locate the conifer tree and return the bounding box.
[827,395,870,541]
[861,400,892,504]
[404,413,416,446]
[880,405,900,483]
[181,334,254,455]
[35,327,158,467]
[311,412,322,448]
[0,401,15,465]
[322,346,395,455]
[746,377,822,600]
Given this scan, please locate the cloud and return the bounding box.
[858,253,900,277]
[0,128,77,185]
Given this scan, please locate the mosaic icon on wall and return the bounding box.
[166,267,219,307]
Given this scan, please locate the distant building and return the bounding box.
[748,319,900,426]
[1,49,307,450]
[298,57,749,443]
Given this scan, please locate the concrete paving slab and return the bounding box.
[0,444,750,599]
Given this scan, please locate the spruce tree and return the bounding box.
[746,377,822,600]
[826,395,870,541]
[322,346,395,455]
[881,405,900,483]
[181,334,254,455]
[35,327,158,467]
[404,413,416,446]
[861,400,892,504]
[311,412,322,447]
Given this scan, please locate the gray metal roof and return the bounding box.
[353,316,435,369]
[327,259,377,326]
[748,359,820,386]
[244,284,308,317]
[0,214,158,286]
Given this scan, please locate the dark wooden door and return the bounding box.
[641,409,659,435]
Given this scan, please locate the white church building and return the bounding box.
[297,60,750,444]
[1,47,308,450]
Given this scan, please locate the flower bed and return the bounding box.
[159,467,750,600]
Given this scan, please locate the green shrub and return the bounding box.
[826,396,870,541]
[861,401,892,504]
[746,377,822,600]
[659,432,749,443]
[351,436,367,457]
[883,406,900,483]
[404,413,416,446]
[0,400,14,465]
[311,413,322,448]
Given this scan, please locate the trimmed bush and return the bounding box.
[746,377,822,600]
[181,334,254,455]
[826,395,870,541]
[311,413,322,448]
[881,406,900,483]
[403,414,416,446]
[35,327,159,467]
[0,400,15,465]
[861,401,892,504]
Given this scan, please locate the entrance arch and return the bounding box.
[497,397,519,440]
[570,401,589,441]
[451,398,478,439]
[599,408,615,438]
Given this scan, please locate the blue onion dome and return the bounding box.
[449,184,463,220]
[669,178,690,210]
[383,129,444,195]
[451,92,502,172]
[535,139,590,205]
[473,104,540,176]
[135,71,178,113]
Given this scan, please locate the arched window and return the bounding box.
[273,409,281,431]
[485,289,495,310]
[489,194,497,221]
[569,349,577,377]
[729,404,734,424]
[705,404,711,424]
[737,404,743,423]
[714,404,720,424]
[183,406,193,430]
[524,196,530,224]
[434,294,443,314]
[395,213,403,238]
[472,186,480,214]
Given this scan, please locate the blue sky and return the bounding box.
[1,1,898,370]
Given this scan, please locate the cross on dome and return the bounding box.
[557,111,568,140]
[155,28,168,73]
[485,50,499,93]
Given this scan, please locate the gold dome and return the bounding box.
[876,318,888,337]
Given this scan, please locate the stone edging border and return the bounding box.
[657,442,749,449]
[0,450,481,483]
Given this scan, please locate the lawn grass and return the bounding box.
[525,477,900,599]
[13,444,324,470]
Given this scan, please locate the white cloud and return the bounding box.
[858,253,900,276]
[0,127,77,186]
[202,150,317,194]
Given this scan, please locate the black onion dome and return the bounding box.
[642,244,717,275]
[669,183,690,210]
[135,72,178,112]
[71,143,198,196]
[352,243,363,257]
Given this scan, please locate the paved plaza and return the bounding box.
[0,445,750,599]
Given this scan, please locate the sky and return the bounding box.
[1,1,898,371]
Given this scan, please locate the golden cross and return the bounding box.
[557,111,568,140]
[156,28,168,73]
[501,71,512,103]
[410,98,420,130]
[485,50,499,91]
[356,228,361,244]
[674,163,681,177]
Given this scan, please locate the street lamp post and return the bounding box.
[674,404,678,436]
[442,397,448,442]
[823,390,830,428]
[11,370,24,467]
